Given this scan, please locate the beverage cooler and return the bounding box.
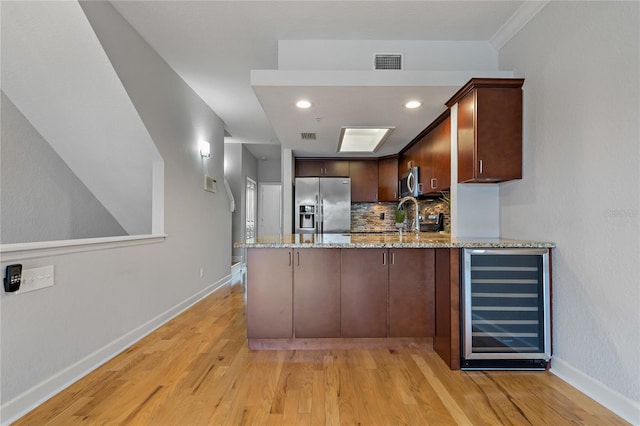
[461,248,551,370]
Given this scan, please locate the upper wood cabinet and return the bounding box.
[446,78,524,183]
[349,160,379,202]
[378,156,399,202]
[399,111,451,195]
[422,114,451,194]
[295,159,349,177]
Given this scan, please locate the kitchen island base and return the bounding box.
[239,234,554,371]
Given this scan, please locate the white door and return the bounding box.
[258,183,282,236]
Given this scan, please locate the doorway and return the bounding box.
[258,183,282,236]
[245,178,256,240]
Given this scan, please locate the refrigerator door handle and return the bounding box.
[319,196,323,233]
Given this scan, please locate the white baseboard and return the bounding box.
[0,275,231,426]
[550,356,640,425]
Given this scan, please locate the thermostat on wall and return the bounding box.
[204,175,217,193]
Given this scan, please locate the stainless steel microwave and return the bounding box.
[399,167,421,198]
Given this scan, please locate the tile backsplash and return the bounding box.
[351,199,450,232]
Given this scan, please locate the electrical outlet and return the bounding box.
[16,265,54,294]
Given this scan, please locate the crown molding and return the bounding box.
[490,0,550,50]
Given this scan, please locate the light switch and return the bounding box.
[204,175,217,193]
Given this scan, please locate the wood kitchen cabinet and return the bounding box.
[388,249,435,337]
[293,249,341,338]
[446,78,524,183]
[295,159,349,177]
[246,246,440,345]
[399,111,451,195]
[341,249,388,337]
[433,248,461,370]
[349,160,379,202]
[378,156,399,202]
[246,248,293,338]
[422,114,451,194]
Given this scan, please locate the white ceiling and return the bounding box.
[111,1,544,160]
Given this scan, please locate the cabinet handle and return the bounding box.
[431,178,437,190]
[391,252,395,265]
[479,160,483,175]
[288,251,292,266]
[297,251,300,266]
[382,251,387,265]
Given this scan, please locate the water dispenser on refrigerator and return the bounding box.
[299,204,316,233]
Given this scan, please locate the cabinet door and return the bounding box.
[341,249,388,337]
[294,249,341,338]
[457,84,523,183]
[324,160,350,177]
[296,160,325,177]
[349,160,379,202]
[419,131,435,193]
[431,117,451,192]
[389,249,435,337]
[475,88,522,181]
[378,157,399,202]
[246,248,293,338]
[457,91,476,183]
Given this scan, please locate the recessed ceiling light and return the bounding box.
[404,100,422,109]
[337,127,394,153]
[296,100,312,109]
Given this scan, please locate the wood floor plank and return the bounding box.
[12,283,630,426]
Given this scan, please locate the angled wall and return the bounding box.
[1,93,127,243]
[1,1,161,235]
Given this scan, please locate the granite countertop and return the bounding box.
[234,233,555,249]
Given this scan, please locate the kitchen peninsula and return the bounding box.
[236,233,554,369]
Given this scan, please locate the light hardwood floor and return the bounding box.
[14,283,628,425]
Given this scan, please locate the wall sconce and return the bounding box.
[199,140,211,158]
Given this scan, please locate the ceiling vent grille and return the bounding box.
[301,132,316,140]
[374,54,402,70]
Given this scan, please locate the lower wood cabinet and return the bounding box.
[246,248,293,338]
[293,249,341,338]
[389,249,435,337]
[341,249,389,337]
[247,247,436,340]
[341,248,435,338]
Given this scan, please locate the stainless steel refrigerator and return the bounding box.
[295,177,351,234]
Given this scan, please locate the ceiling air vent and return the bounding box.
[301,132,316,140]
[374,54,402,70]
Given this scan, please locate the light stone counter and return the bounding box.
[234,232,555,249]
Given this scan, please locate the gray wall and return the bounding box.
[499,0,639,413]
[258,157,281,183]
[1,93,127,243]
[1,1,231,419]
[225,144,258,261]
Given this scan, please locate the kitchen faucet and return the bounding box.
[397,196,420,234]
